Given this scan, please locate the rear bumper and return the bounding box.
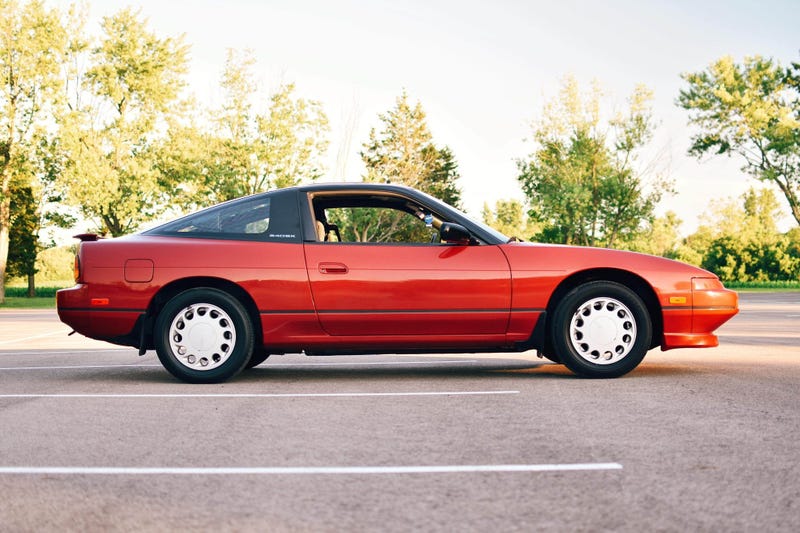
[57,285,142,343]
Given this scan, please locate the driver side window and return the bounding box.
[324,206,435,244]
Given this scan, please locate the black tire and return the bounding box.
[550,281,651,378]
[246,350,270,369]
[155,288,254,384]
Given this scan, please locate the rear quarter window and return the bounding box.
[146,190,301,242]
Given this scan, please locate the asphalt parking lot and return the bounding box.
[1,292,798,532]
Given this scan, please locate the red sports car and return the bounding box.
[57,183,738,383]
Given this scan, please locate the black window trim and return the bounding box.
[142,189,302,243]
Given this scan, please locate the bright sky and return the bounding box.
[52,0,800,233]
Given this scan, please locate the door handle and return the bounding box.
[318,262,349,274]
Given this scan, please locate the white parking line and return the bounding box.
[0,391,519,399]
[0,330,67,345]
[268,360,479,366]
[0,463,622,475]
[0,364,162,371]
[0,350,132,356]
[0,360,478,371]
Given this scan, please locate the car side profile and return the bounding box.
[57,183,738,383]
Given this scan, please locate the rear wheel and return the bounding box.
[551,281,651,378]
[155,288,253,384]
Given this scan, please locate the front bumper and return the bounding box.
[661,279,738,351]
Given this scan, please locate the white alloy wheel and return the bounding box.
[168,303,237,371]
[569,296,636,365]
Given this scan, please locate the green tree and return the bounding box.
[482,199,538,240]
[699,187,783,244]
[685,188,800,281]
[57,8,189,236]
[624,211,683,258]
[678,55,800,226]
[786,227,800,268]
[0,0,67,303]
[260,81,330,190]
[361,91,462,207]
[350,92,462,243]
[517,76,669,248]
[7,183,39,296]
[6,136,76,296]
[159,49,330,208]
[34,245,75,284]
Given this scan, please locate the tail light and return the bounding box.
[73,254,81,283]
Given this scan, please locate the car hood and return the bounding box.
[500,241,718,279]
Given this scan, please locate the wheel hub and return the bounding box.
[168,303,236,371]
[569,297,636,365]
[187,322,216,351]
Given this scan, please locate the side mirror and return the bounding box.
[439,222,472,244]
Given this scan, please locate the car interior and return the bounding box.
[310,193,445,244]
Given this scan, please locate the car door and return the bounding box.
[304,240,512,337]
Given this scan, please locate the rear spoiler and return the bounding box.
[74,233,103,242]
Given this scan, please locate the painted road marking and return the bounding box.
[0,330,68,345]
[0,350,131,356]
[266,360,479,366]
[0,463,622,475]
[0,360,479,371]
[0,364,162,371]
[0,391,519,399]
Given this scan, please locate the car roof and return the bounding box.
[297,182,418,194]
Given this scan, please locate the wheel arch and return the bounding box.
[139,277,262,353]
[541,268,663,353]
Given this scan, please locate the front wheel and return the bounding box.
[550,281,652,378]
[155,288,254,384]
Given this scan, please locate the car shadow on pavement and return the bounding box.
[231,360,700,383]
[62,356,703,385]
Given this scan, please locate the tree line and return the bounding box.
[2,1,798,301]
[485,57,800,283]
